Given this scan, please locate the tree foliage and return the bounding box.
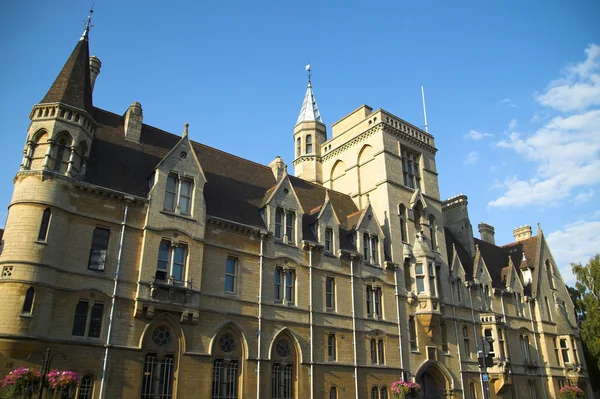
[571,254,600,371]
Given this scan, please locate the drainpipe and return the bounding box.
[501,293,518,399]
[257,233,265,399]
[450,280,466,399]
[468,284,486,399]
[393,265,404,377]
[350,256,359,399]
[309,246,314,399]
[99,201,129,399]
[528,299,547,399]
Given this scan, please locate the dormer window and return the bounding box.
[275,208,296,244]
[362,233,380,265]
[164,174,193,216]
[325,228,333,253]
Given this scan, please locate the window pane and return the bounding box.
[88,303,104,338]
[164,192,175,211]
[157,242,170,279]
[275,209,283,238]
[72,301,89,336]
[78,375,93,399]
[326,278,334,309]
[164,176,177,211]
[89,228,110,271]
[38,208,51,241]
[417,277,425,293]
[225,258,236,293]
[285,271,294,303]
[179,181,192,214]
[172,247,186,281]
[286,213,295,242]
[22,287,35,314]
[274,268,281,300]
[415,264,423,275]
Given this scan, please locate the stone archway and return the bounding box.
[415,361,452,399]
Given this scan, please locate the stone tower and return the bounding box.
[292,68,327,183]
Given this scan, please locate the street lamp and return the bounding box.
[27,348,66,399]
[478,336,495,399]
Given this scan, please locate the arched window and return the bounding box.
[381,387,388,399]
[296,137,301,157]
[54,139,68,171]
[429,215,437,251]
[211,330,241,399]
[399,204,407,242]
[329,386,337,399]
[306,135,313,154]
[371,386,379,399]
[22,287,35,314]
[38,208,51,241]
[77,375,94,399]
[271,337,295,399]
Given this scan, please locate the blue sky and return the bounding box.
[1,1,598,285]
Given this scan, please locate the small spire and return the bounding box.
[296,64,322,124]
[80,4,95,41]
[183,123,189,138]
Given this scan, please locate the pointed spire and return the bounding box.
[296,64,322,125]
[40,9,94,115]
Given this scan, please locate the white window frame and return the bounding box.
[163,173,194,216]
[156,240,188,283]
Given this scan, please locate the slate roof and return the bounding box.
[444,228,474,280]
[85,108,361,240]
[447,228,541,295]
[40,31,94,115]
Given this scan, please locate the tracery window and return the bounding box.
[77,375,93,399]
[271,363,293,399]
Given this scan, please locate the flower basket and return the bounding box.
[1,367,41,399]
[559,385,584,399]
[391,380,421,399]
[46,370,78,399]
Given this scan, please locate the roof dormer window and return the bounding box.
[325,227,333,253]
[164,173,193,216]
[275,208,296,245]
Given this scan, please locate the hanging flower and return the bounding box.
[391,379,421,399]
[559,385,584,399]
[46,370,78,398]
[1,366,41,398]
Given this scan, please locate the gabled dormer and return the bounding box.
[351,200,385,266]
[148,124,207,237]
[314,191,340,255]
[448,243,468,305]
[262,173,305,246]
[473,244,493,310]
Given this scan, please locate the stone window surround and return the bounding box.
[156,240,188,284]
[275,208,297,245]
[274,266,296,306]
[163,173,194,216]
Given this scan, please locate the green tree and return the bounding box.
[571,254,600,393]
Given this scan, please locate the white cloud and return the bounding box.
[572,189,595,204]
[464,129,492,140]
[546,219,600,286]
[508,118,518,131]
[490,109,600,207]
[501,98,518,108]
[534,44,600,112]
[464,151,478,165]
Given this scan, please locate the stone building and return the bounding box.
[0,23,592,399]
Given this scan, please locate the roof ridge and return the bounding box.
[94,107,275,172]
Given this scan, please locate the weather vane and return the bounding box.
[83,3,95,30]
[305,63,312,84]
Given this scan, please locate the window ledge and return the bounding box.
[19,313,33,319]
[160,210,196,222]
[34,240,48,246]
[274,239,297,248]
[324,252,337,258]
[325,308,336,313]
[224,291,237,297]
[410,350,420,354]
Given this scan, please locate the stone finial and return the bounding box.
[89,56,102,93]
[478,222,495,245]
[513,225,532,242]
[268,156,287,182]
[183,123,189,138]
[124,102,143,143]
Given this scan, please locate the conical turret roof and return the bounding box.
[40,27,93,115]
[296,81,322,125]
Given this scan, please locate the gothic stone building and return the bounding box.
[0,25,592,399]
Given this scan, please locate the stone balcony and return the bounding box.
[134,277,200,323]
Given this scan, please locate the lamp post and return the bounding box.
[478,336,494,399]
[27,348,66,399]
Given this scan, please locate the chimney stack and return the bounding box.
[124,102,143,143]
[89,56,102,93]
[442,194,476,258]
[513,225,532,242]
[269,156,287,182]
[478,222,495,245]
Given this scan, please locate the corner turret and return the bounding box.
[292,64,327,183]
